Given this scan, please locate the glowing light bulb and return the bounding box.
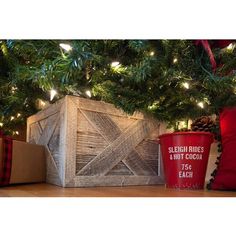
[178,121,187,129]
[150,51,155,56]
[40,100,46,107]
[15,131,19,135]
[0,122,3,127]
[197,102,204,109]
[111,61,120,68]
[11,86,18,94]
[10,116,15,121]
[182,82,189,89]
[227,43,234,50]
[50,89,57,101]
[173,58,178,64]
[17,113,21,118]
[85,90,92,98]
[59,43,72,52]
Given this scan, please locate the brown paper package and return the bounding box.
[0,138,46,184]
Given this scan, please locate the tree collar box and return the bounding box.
[0,138,46,185]
[27,95,165,187]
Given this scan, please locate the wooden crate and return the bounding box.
[27,95,165,187]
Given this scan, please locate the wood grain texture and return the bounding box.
[69,176,164,187]
[69,95,145,120]
[27,95,164,187]
[1,183,236,197]
[77,120,153,176]
[64,96,78,186]
[28,122,42,144]
[37,113,59,146]
[45,147,62,186]
[80,110,157,176]
[27,98,64,142]
[122,150,157,176]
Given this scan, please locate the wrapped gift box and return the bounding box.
[0,138,46,185]
[27,95,165,187]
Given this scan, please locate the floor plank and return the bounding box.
[0,183,236,197]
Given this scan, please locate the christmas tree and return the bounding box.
[0,39,236,135]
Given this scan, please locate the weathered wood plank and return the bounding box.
[64,96,78,185]
[70,95,145,119]
[45,147,62,186]
[27,97,64,142]
[79,110,157,176]
[76,155,96,172]
[135,140,159,160]
[77,120,154,176]
[109,116,135,132]
[37,113,59,146]
[27,95,164,187]
[68,175,165,187]
[48,122,61,171]
[28,122,42,144]
[77,110,100,133]
[106,161,133,176]
[81,111,121,143]
[143,159,158,173]
[76,131,108,155]
[122,150,157,176]
[39,118,48,131]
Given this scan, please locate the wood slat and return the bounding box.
[77,120,154,176]
[79,110,157,176]
[69,176,164,187]
[45,147,62,186]
[27,97,64,125]
[106,161,133,176]
[76,155,96,172]
[39,118,48,131]
[64,96,78,185]
[38,113,59,146]
[135,140,159,160]
[109,116,135,132]
[48,122,61,171]
[76,131,108,155]
[122,150,157,176]
[70,95,145,119]
[29,122,42,144]
[81,111,121,143]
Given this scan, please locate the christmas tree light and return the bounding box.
[182,82,189,89]
[150,51,155,56]
[59,43,72,52]
[111,61,120,68]
[227,43,234,50]
[50,89,57,101]
[197,102,204,109]
[85,90,92,98]
[173,57,178,63]
[1,39,236,134]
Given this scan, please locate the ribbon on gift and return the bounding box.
[0,131,13,186]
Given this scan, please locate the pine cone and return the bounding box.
[191,116,216,132]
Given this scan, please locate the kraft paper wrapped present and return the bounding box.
[0,134,46,186]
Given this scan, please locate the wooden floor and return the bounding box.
[0,183,236,197]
